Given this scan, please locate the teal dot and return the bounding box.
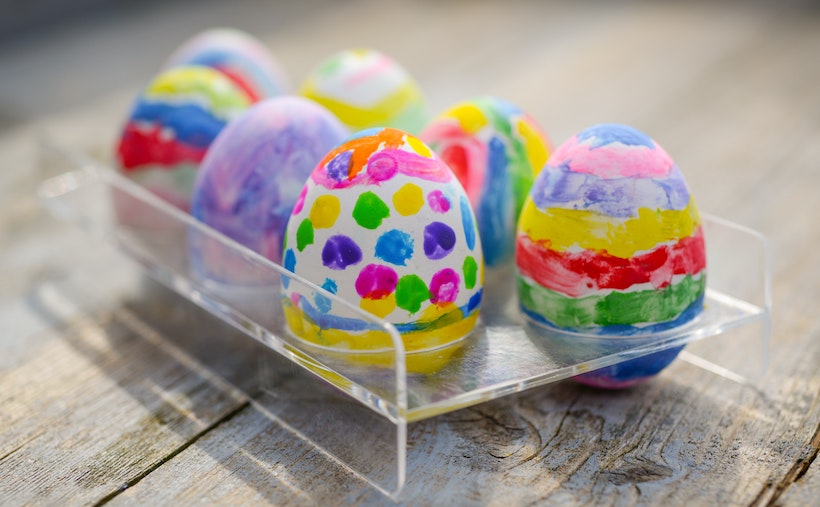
[375,229,414,266]
[460,195,476,251]
[282,248,296,289]
[315,278,338,314]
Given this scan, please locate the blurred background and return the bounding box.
[2,0,817,139]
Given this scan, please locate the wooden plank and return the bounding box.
[775,423,820,506]
[0,279,257,505]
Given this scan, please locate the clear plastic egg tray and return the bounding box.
[37,138,771,499]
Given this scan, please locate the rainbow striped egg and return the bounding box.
[282,128,483,354]
[116,66,250,213]
[516,123,706,387]
[421,96,552,267]
[165,28,290,102]
[299,49,427,134]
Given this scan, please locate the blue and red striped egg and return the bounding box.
[115,66,250,215]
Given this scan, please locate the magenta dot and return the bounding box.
[430,268,460,305]
[292,185,308,215]
[427,190,451,213]
[355,264,399,299]
[366,151,398,183]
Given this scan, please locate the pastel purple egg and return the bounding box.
[189,96,348,282]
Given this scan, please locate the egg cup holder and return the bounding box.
[37,138,771,499]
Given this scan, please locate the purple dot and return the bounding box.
[326,151,352,181]
[355,264,398,299]
[423,221,456,260]
[322,235,362,270]
[430,268,460,305]
[427,190,451,213]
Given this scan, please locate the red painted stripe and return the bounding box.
[214,66,262,103]
[516,226,706,297]
[117,122,208,171]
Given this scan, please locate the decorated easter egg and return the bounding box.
[299,48,427,134]
[421,96,552,267]
[282,127,483,354]
[516,123,706,387]
[116,65,250,212]
[189,96,348,282]
[165,28,290,101]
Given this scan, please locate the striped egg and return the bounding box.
[421,96,552,267]
[299,48,427,134]
[115,65,250,214]
[282,127,483,355]
[516,123,706,387]
[165,28,290,102]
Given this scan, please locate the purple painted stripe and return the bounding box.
[530,162,691,218]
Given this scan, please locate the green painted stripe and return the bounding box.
[517,274,706,328]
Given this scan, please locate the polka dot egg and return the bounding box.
[282,127,483,353]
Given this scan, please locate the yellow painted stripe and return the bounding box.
[301,82,423,130]
[518,198,702,258]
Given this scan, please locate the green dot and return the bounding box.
[352,191,390,229]
[296,219,314,252]
[463,256,478,289]
[396,274,430,314]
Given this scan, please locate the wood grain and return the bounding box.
[1,0,818,505]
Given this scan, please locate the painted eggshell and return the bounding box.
[421,96,552,267]
[299,48,427,134]
[189,96,348,282]
[516,123,706,387]
[165,28,290,102]
[115,65,250,213]
[282,127,484,354]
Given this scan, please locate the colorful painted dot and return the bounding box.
[353,191,390,229]
[360,293,397,318]
[430,268,460,305]
[463,256,478,289]
[423,221,456,260]
[355,264,398,299]
[406,135,433,158]
[282,248,296,289]
[366,151,398,182]
[322,235,362,270]
[314,278,338,314]
[392,183,424,216]
[296,219,314,251]
[374,229,414,266]
[309,194,341,229]
[315,293,331,314]
[395,274,430,314]
[326,150,352,181]
[460,195,476,251]
[427,190,451,213]
[322,278,338,294]
[447,103,487,134]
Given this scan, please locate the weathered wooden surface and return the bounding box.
[1,0,819,505]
